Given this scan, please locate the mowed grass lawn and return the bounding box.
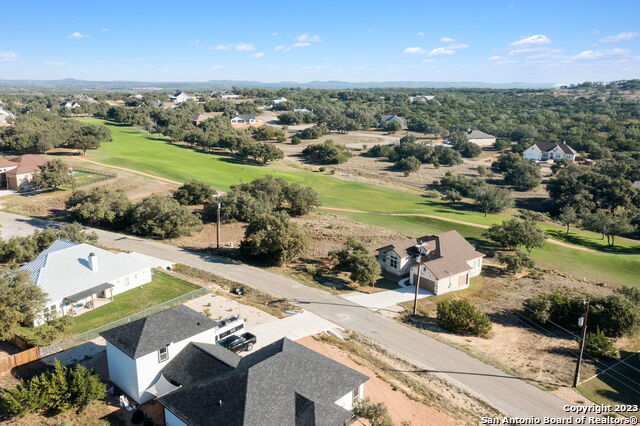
[66,271,201,335]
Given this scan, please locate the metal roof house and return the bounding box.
[21,239,154,325]
[101,305,368,425]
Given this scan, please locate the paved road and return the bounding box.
[0,212,572,418]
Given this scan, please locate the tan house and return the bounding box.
[0,154,50,190]
[377,230,484,295]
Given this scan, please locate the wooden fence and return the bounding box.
[0,346,40,375]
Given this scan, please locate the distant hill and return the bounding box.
[0,78,555,91]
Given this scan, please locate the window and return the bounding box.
[389,255,399,269]
[352,385,361,404]
[381,253,387,263]
[158,345,169,363]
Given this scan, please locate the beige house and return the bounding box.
[377,230,484,295]
[0,154,49,190]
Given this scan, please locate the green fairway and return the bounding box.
[79,119,509,224]
[335,211,640,288]
[65,271,201,335]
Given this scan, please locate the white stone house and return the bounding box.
[408,95,435,103]
[21,239,154,325]
[522,142,577,162]
[466,129,496,147]
[59,101,80,109]
[377,230,484,295]
[101,306,367,425]
[0,107,15,125]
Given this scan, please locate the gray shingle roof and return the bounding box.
[467,129,495,139]
[533,141,576,155]
[378,231,484,279]
[158,338,368,426]
[100,306,218,359]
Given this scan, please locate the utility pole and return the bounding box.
[70,166,76,192]
[412,250,422,315]
[216,201,221,250]
[573,299,590,388]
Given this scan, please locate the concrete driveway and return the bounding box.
[245,310,341,353]
[342,285,432,311]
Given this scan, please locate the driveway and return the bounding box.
[341,285,431,311]
[0,212,573,418]
[245,310,341,353]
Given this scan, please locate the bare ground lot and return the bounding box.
[399,269,621,400]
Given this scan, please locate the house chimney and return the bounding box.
[88,252,98,271]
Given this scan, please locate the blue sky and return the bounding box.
[1,0,638,83]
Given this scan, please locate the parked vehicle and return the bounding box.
[218,332,257,353]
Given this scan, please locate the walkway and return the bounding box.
[342,285,432,311]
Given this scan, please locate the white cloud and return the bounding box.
[421,58,436,63]
[271,32,278,36]
[235,43,255,51]
[599,32,639,43]
[509,34,551,47]
[416,32,425,37]
[572,48,630,60]
[440,37,456,43]
[101,28,110,32]
[0,48,17,62]
[292,42,310,48]
[295,33,321,43]
[403,46,427,55]
[250,52,264,58]
[448,43,468,49]
[214,44,232,50]
[428,47,455,56]
[43,61,66,66]
[488,55,516,64]
[274,45,288,52]
[210,65,224,70]
[68,32,89,39]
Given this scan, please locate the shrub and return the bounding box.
[353,398,393,426]
[31,160,72,190]
[130,195,203,239]
[329,238,381,286]
[66,188,132,229]
[291,136,302,145]
[496,250,535,273]
[394,156,421,173]
[585,328,618,359]
[240,212,307,265]
[493,139,511,150]
[436,299,492,337]
[523,292,640,338]
[318,166,326,172]
[0,360,104,418]
[504,161,542,191]
[302,139,352,164]
[172,180,217,205]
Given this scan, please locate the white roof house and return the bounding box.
[0,108,15,124]
[271,97,287,104]
[170,92,197,104]
[21,239,154,325]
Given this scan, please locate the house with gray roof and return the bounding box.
[379,114,407,129]
[230,114,257,125]
[466,129,496,147]
[21,239,153,325]
[377,230,484,295]
[522,141,577,162]
[101,305,367,425]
